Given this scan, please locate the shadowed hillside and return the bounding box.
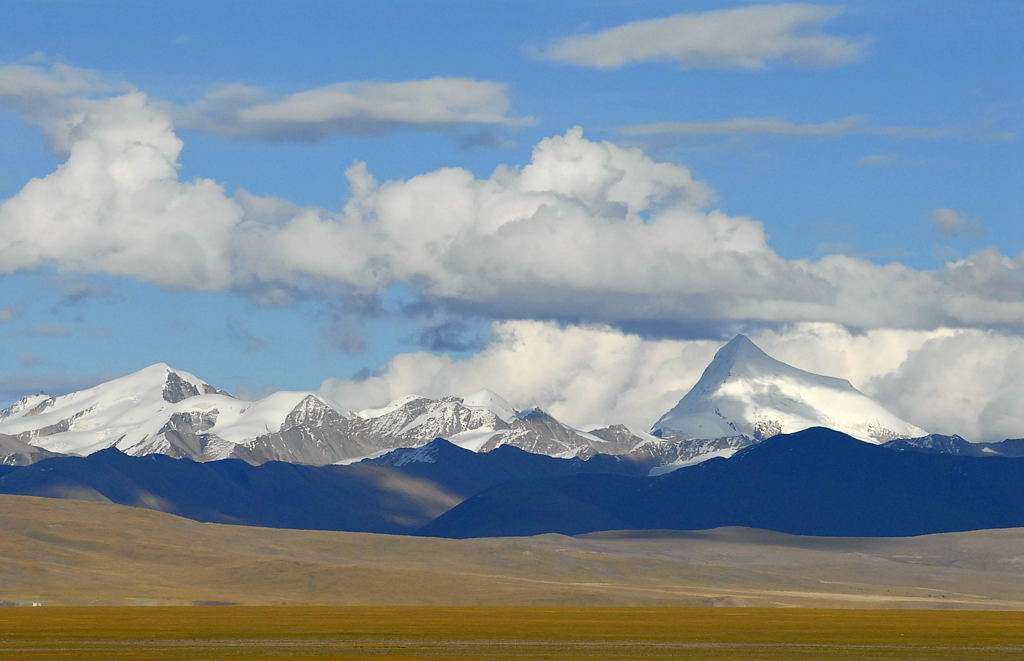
[424,428,1024,538]
[0,439,651,534]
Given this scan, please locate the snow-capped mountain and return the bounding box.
[239,394,644,464]
[0,337,935,469]
[0,365,642,465]
[581,423,733,472]
[0,364,235,456]
[0,364,358,462]
[651,334,927,462]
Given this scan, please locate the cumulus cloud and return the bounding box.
[319,320,1020,442]
[250,129,1023,331]
[538,4,866,70]
[173,77,530,141]
[869,331,1024,442]
[0,92,242,288]
[930,208,987,238]
[2,88,1024,331]
[320,320,720,430]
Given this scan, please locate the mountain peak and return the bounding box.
[459,389,516,422]
[651,336,926,444]
[708,334,775,372]
[122,362,188,383]
[162,369,203,403]
[725,333,753,347]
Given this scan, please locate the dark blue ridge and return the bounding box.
[4,428,1022,539]
[0,438,652,535]
[365,437,653,497]
[421,427,1024,538]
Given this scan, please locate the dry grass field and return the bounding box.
[3,495,1024,609]
[4,495,1024,658]
[3,606,1024,660]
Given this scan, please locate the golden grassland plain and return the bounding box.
[3,606,1024,660]
[3,495,1024,609]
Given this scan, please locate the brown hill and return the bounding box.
[2,494,1023,609]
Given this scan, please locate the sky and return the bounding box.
[0,1,1021,441]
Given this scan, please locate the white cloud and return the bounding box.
[0,61,114,111]
[319,320,1020,442]
[2,90,1024,331]
[173,77,531,141]
[253,128,1024,331]
[538,4,866,70]
[0,60,125,150]
[930,208,987,238]
[1,61,527,146]
[868,331,1024,442]
[0,92,242,288]
[320,320,720,431]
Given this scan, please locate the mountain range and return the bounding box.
[0,333,1021,540]
[1,428,1021,539]
[0,333,1019,548]
[1,334,972,470]
[0,363,661,466]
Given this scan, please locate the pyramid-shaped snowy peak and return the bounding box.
[651,335,926,444]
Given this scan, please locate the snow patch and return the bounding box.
[383,443,440,467]
[448,428,501,452]
[357,394,427,419]
[459,389,517,423]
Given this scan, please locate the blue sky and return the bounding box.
[0,1,1021,438]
